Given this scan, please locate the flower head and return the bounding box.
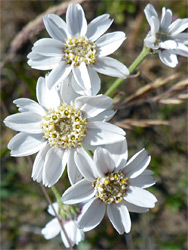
[144,4,188,67]
[61,140,157,234]
[4,75,125,186]
[41,202,84,248]
[27,3,129,95]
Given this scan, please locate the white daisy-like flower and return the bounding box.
[144,3,188,67]
[41,202,84,248]
[4,75,125,186]
[27,3,129,95]
[61,140,157,234]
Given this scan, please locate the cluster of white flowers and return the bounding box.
[4,2,187,248]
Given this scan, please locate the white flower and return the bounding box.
[27,3,129,95]
[41,202,84,248]
[144,3,188,67]
[61,140,157,234]
[4,75,125,186]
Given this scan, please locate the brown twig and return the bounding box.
[27,156,74,250]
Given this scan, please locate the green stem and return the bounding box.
[104,46,151,97]
[51,185,62,204]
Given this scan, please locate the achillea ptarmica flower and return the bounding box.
[41,202,84,248]
[144,4,188,67]
[4,75,125,186]
[62,140,157,234]
[27,3,129,95]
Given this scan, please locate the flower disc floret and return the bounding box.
[63,35,97,66]
[41,103,88,149]
[92,171,129,204]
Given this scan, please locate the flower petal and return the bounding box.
[32,144,50,182]
[27,51,61,70]
[32,38,64,56]
[124,186,157,208]
[144,4,158,26]
[47,61,72,89]
[174,43,188,57]
[43,14,68,41]
[93,147,116,177]
[172,33,188,44]
[75,94,113,118]
[85,121,125,146]
[74,147,97,181]
[61,179,95,204]
[160,7,172,30]
[42,147,66,187]
[41,218,61,239]
[129,170,156,188]
[47,202,58,216]
[13,98,45,116]
[107,202,131,234]
[159,50,178,68]
[7,132,45,157]
[93,56,129,78]
[77,197,105,231]
[124,148,151,179]
[72,62,91,90]
[4,112,42,134]
[67,149,82,185]
[36,76,60,110]
[66,4,87,37]
[96,32,126,57]
[159,40,177,49]
[123,200,149,213]
[86,14,113,41]
[87,67,101,96]
[168,18,188,36]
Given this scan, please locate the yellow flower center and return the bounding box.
[92,171,129,204]
[63,35,97,66]
[41,103,88,149]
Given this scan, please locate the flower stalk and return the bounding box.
[104,45,151,97]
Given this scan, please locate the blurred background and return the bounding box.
[1,0,187,249]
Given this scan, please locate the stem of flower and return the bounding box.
[104,45,151,97]
[51,185,62,204]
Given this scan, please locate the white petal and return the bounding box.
[71,75,91,96]
[32,144,50,182]
[59,75,80,105]
[13,98,45,116]
[27,51,61,70]
[172,33,188,44]
[86,14,113,41]
[103,139,128,169]
[96,32,126,57]
[74,147,97,181]
[47,202,58,216]
[66,4,87,37]
[173,43,188,57]
[124,149,151,179]
[87,109,116,122]
[122,200,149,213]
[159,40,177,49]
[93,147,115,177]
[85,121,125,146]
[150,16,159,35]
[61,179,95,204]
[42,147,65,187]
[36,76,60,110]
[159,50,178,67]
[43,14,68,41]
[168,18,188,36]
[61,220,84,247]
[77,197,105,231]
[41,218,61,239]
[7,132,45,157]
[47,62,72,89]
[107,202,131,234]
[75,94,113,118]
[93,57,129,78]
[72,62,91,90]
[124,186,157,208]
[67,149,82,185]
[4,112,42,133]
[160,7,172,30]
[32,38,64,56]
[129,170,156,188]
[144,4,158,26]
[87,67,101,96]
